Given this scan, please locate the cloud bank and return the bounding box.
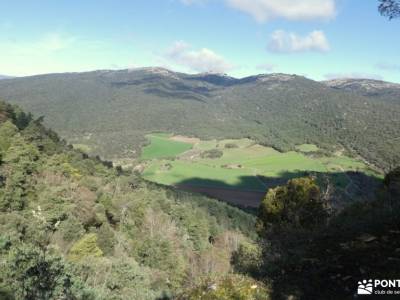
[165,41,233,73]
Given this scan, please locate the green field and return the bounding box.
[140,133,193,160]
[142,160,266,190]
[295,144,320,153]
[140,134,381,193]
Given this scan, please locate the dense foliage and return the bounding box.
[257,177,326,234]
[232,171,400,299]
[178,275,270,300]
[0,101,258,299]
[379,0,400,19]
[200,149,224,159]
[0,98,398,299]
[0,69,399,170]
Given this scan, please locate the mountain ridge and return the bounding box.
[0,68,398,170]
[7,67,400,85]
[0,75,14,80]
[322,78,400,104]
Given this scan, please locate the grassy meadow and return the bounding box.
[140,133,193,160]
[139,135,380,197]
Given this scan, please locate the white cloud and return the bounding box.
[165,41,233,73]
[324,72,383,80]
[226,0,336,22]
[268,30,330,53]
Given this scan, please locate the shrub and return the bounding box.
[224,143,238,149]
[58,216,85,242]
[257,177,326,235]
[178,274,270,300]
[231,241,263,276]
[95,223,115,256]
[201,149,223,159]
[68,233,103,261]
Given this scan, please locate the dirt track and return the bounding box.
[176,184,265,208]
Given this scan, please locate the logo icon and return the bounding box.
[358,279,373,295]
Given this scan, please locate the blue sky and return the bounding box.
[0,0,399,82]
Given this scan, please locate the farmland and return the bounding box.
[139,134,381,207]
[140,133,193,160]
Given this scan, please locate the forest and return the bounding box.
[0,71,399,171]
[0,101,399,299]
[0,101,263,299]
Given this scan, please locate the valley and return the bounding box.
[0,69,399,171]
[139,133,381,207]
[2,1,400,299]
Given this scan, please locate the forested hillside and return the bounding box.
[0,100,399,299]
[231,172,400,299]
[0,68,399,170]
[0,101,261,299]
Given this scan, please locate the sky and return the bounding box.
[0,0,399,82]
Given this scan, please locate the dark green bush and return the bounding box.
[201,149,223,159]
[224,143,238,149]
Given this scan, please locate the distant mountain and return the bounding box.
[323,78,400,104]
[0,75,14,80]
[0,68,398,169]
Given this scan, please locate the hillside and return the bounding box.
[0,99,399,299]
[0,101,259,299]
[0,68,399,170]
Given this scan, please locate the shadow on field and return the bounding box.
[175,171,382,209]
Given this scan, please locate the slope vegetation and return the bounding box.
[0,101,257,299]
[0,69,399,170]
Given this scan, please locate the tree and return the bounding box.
[0,136,40,211]
[68,233,103,262]
[379,0,400,19]
[6,245,94,300]
[257,177,327,235]
[231,241,262,276]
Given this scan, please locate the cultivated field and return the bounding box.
[140,133,193,160]
[139,134,381,207]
